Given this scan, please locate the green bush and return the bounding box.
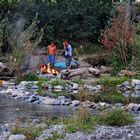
[93,91,127,104]
[95,76,129,89]
[95,109,135,126]
[16,72,39,83]
[50,79,65,87]
[11,125,42,140]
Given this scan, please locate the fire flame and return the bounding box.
[40,63,58,76]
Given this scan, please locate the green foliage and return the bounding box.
[11,124,42,140]
[133,24,140,70]
[93,91,127,104]
[0,0,113,49]
[111,51,124,75]
[47,132,65,140]
[95,76,129,89]
[50,79,65,87]
[16,72,39,83]
[59,108,95,133]
[95,109,135,126]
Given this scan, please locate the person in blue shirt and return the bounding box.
[63,41,72,70]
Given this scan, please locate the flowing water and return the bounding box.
[0,95,74,127]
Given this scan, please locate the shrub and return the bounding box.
[50,79,65,87]
[11,125,42,140]
[95,76,129,89]
[16,72,39,83]
[93,91,128,104]
[95,109,135,126]
[57,107,95,133]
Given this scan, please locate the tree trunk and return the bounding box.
[125,0,132,30]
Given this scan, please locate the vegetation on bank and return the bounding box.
[11,123,42,140]
[95,109,135,126]
[10,108,135,139]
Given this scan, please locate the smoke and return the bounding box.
[10,13,26,35]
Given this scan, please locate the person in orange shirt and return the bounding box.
[47,42,57,67]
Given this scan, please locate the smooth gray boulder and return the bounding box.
[8,134,26,140]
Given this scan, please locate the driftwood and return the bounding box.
[60,67,100,79]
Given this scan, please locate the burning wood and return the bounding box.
[40,63,58,76]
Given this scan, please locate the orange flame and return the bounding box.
[40,63,58,76]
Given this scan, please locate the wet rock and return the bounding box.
[100,65,112,73]
[65,132,87,140]
[134,85,140,90]
[31,85,38,89]
[127,133,133,139]
[126,103,135,112]
[54,85,63,90]
[60,100,65,105]
[8,134,26,140]
[0,62,14,77]
[57,96,65,100]
[132,79,140,88]
[96,85,102,90]
[82,101,94,108]
[65,101,71,106]
[71,100,80,106]
[42,98,57,105]
[122,81,130,87]
[115,103,123,107]
[70,83,78,90]
[28,95,38,102]
[53,100,61,105]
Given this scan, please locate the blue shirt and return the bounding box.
[65,45,72,58]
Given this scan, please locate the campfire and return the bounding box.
[40,63,58,76]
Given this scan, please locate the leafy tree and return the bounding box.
[100,6,135,73]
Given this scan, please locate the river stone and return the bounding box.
[57,96,65,100]
[42,98,57,105]
[28,95,38,102]
[31,85,38,89]
[8,134,26,140]
[115,103,123,107]
[134,85,140,90]
[65,132,87,140]
[122,81,130,87]
[60,100,65,105]
[132,79,140,87]
[71,100,80,106]
[71,83,78,90]
[98,102,106,107]
[127,103,135,112]
[53,100,61,105]
[54,85,63,90]
[96,85,102,90]
[65,101,71,105]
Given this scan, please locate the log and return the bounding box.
[60,67,100,79]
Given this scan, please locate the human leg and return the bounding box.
[48,55,51,64]
[51,55,55,67]
[66,57,72,69]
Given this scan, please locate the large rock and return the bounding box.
[134,85,140,90]
[42,98,58,105]
[132,79,140,88]
[71,100,80,106]
[0,62,14,77]
[100,65,112,73]
[117,70,134,77]
[88,67,100,76]
[8,134,26,140]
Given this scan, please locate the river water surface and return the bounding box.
[0,95,73,127]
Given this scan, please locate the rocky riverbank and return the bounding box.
[1,77,140,140]
[0,114,139,140]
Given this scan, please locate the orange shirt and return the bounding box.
[48,45,57,55]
